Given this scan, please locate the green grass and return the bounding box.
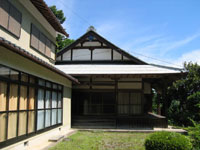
[49,131,149,150]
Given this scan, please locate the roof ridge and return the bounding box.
[149,63,185,71]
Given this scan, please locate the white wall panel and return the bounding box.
[73,49,91,60]
[93,49,111,60]
[113,50,122,60]
[83,41,101,46]
[63,50,71,60]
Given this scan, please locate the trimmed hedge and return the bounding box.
[145,131,192,150]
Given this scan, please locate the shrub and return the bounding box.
[186,123,200,149]
[145,131,192,150]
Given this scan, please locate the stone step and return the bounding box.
[48,135,64,142]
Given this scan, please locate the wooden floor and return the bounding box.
[72,113,167,129]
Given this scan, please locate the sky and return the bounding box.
[45,0,200,68]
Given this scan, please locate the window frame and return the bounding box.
[30,23,56,59]
[0,0,22,39]
[0,64,63,148]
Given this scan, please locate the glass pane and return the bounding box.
[118,92,129,104]
[8,112,17,139]
[28,111,35,133]
[0,81,7,111]
[29,87,35,110]
[0,66,10,78]
[52,109,57,125]
[18,112,27,136]
[20,85,27,110]
[0,113,7,142]
[38,89,44,109]
[130,93,141,104]
[37,110,44,130]
[52,92,57,108]
[118,105,129,114]
[53,84,57,89]
[58,85,62,90]
[45,110,51,127]
[46,82,51,88]
[45,91,51,108]
[21,73,28,82]
[9,84,18,111]
[58,93,62,108]
[38,79,45,86]
[30,76,35,84]
[10,70,19,80]
[58,109,62,123]
[130,105,142,115]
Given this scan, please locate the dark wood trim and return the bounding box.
[56,31,147,65]
[90,49,93,61]
[111,49,113,61]
[55,60,138,65]
[71,49,73,61]
[72,46,110,49]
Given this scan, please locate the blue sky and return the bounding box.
[45,0,200,67]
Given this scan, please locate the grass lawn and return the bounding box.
[49,131,149,150]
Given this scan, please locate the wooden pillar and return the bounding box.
[157,94,161,115]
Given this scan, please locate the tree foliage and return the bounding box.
[56,34,75,51]
[167,62,200,126]
[49,5,74,52]
[49,5,66,24]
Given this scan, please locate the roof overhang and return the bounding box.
[30,0,69,37]
[0,37,79,84]
[55,64,185,76]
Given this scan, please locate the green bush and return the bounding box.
[145,131,192,150]
[186,123,200,149]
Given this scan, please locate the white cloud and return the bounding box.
[174,49,200,66]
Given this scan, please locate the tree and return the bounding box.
[49,5,74,51]
[49,5,66,24]
[166,62,200,126]
[56,34,75,51]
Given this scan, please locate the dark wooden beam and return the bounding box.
[56,60,138,65]
[73,46,110,49]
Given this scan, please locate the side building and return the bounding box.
[0,0,78,149]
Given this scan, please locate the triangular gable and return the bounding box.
[56,30,147,65]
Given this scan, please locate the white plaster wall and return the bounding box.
[83,41,101,46]
[0,0,57,63]
[73,49,91,60]
[93,49,111,60]
[63,50,71,60]
[113,50,122,60]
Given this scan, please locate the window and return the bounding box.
[118,92,142,115]
[72,92,115,115]
[30,24,55,58]
[0,0,22,38]
[0,64,63,146]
